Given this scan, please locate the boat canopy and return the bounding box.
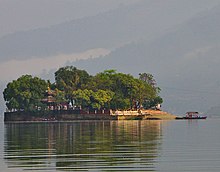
[186,112,199,114]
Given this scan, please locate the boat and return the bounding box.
[176,112,207,120]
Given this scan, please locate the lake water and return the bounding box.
[1,115,220,172]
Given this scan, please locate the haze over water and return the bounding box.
[1,117,220,171]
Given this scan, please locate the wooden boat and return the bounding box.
[176,112,207,120]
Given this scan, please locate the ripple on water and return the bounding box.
[3,120,160,171]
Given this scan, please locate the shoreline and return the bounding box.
[4,109,176,122]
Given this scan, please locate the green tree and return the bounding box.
[54,88,66,104]
[3,75,48,111]
[143,96,163,109]
[72,89,92,108]
[55,66,91,105]
[138,73,162,109]
[3,68,163,112]
[87,70,161,110]
[72,89,114,110]
[86,70,116,91]
[139,73,156,87]
[87,71,133,109]
[91,90,114,109]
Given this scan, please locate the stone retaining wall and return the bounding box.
[4,109,176,122]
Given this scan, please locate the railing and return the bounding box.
[5,109,111,115]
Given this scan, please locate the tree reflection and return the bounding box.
[4,120,163,171]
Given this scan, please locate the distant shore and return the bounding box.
[4,109,176,122]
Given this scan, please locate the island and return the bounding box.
[3,66,176,121]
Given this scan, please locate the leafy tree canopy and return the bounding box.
[84,70,161,110]
[55,66,91,105]
[3,75,48,111]
[4,66,163,111]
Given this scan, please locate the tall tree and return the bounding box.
[72,89,92,109]
[55,66,91,105]
[3,75,48,111]
[91,89,114,109]
[139,73,162,108]
[139,73,156,87]
[90,71,159,110]
[3,68,163,112]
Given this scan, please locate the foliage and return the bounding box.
[3,75,48,111]
[143,96,163,109]
[72,89,114,110]
[54,66,91,105]
[90,89,114,109]
[139,73,161,93]
[72,89,92,108]
[3,66,163,111]
[54,88,66,104]
[139,73,156,87]
[87,70,161,110]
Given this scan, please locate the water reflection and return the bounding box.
[4,121,163,171]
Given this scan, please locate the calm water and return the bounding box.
[1,115,220,171]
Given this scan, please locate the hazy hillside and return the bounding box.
[71,4,220,114]
[1,0,220,114]
[0,0,219,62]
[0,0,141,38]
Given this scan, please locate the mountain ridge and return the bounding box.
[0,0,219,62]
[69,4,220,114]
